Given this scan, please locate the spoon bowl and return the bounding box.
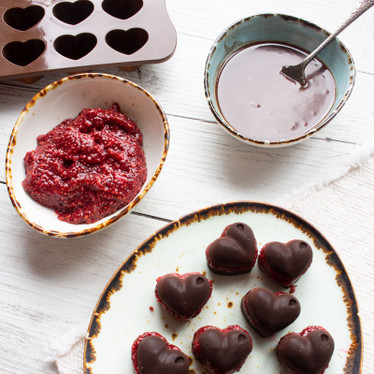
[281,0,374,86]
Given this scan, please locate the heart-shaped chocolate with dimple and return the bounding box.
[206,222,257,275]
[4,6,45,31]
[53,0,94,25]
[277,326,335,374]
[105,28,148,55]
[132,332,190,374]
[155,273,212,321]
[241,287,300,337]
[192,325,253,374]
[54,33,97,60]
[3,40,45,66]
[258,239,313,287]
[102,0,143,20]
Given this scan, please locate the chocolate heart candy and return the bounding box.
[258,239,313,287]
[241,287,300,337]
[192,325,253,374]
[206,222,257,275]
[277,326,335,374]
[132,332,189,374]
[155,272,212,321]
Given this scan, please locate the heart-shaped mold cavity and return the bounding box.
[54,33,97,60]
[2,39,46,66]
[4,6,45,31]
[102,0,143,20]
[106,29,148,55]
[53,0,94,25]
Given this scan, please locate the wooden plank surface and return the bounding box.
[0,0,372,373]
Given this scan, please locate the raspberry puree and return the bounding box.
[22,103,147,224]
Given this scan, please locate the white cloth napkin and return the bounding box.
[50,143,374,374]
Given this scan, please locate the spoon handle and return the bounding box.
[301,0,374,67]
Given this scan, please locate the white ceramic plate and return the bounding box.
[84,202,362,373]
[6,73,169,237]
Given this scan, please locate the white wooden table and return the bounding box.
[0,1,373,373]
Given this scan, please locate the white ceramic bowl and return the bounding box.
[5,73,170,237]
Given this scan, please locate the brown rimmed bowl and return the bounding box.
[204,14,356,147]
[5,73,170,237]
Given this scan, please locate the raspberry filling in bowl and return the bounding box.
[22,103,147,224]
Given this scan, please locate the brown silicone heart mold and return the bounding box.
[0,0,177,80]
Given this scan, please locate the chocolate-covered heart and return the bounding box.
[54,33,97,60]
[102,0,143,20]
[241,287,300,337]
[132,332,189,374]
[4,6,45,31]
[3,40,45,66]
[277,326,335,374]
[258,239,313,287]
[206,222,257,275]
[53,1,94,25]
[105,28,149,55]
[155,272,212,321]
[192,325,253,374]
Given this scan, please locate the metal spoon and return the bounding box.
[281,0,374,86]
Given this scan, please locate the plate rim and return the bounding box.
[83,201,362,373]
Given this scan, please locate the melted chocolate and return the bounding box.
[132,333,189,374]
[206,222,257,275]
[277,326,335,374]
[258,240,313,287]
[192,325,253,374]
[216,43,336,142]
[155,272,212,321]
[241,287,300,337]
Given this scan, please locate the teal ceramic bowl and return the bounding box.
[204,14,356,147]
